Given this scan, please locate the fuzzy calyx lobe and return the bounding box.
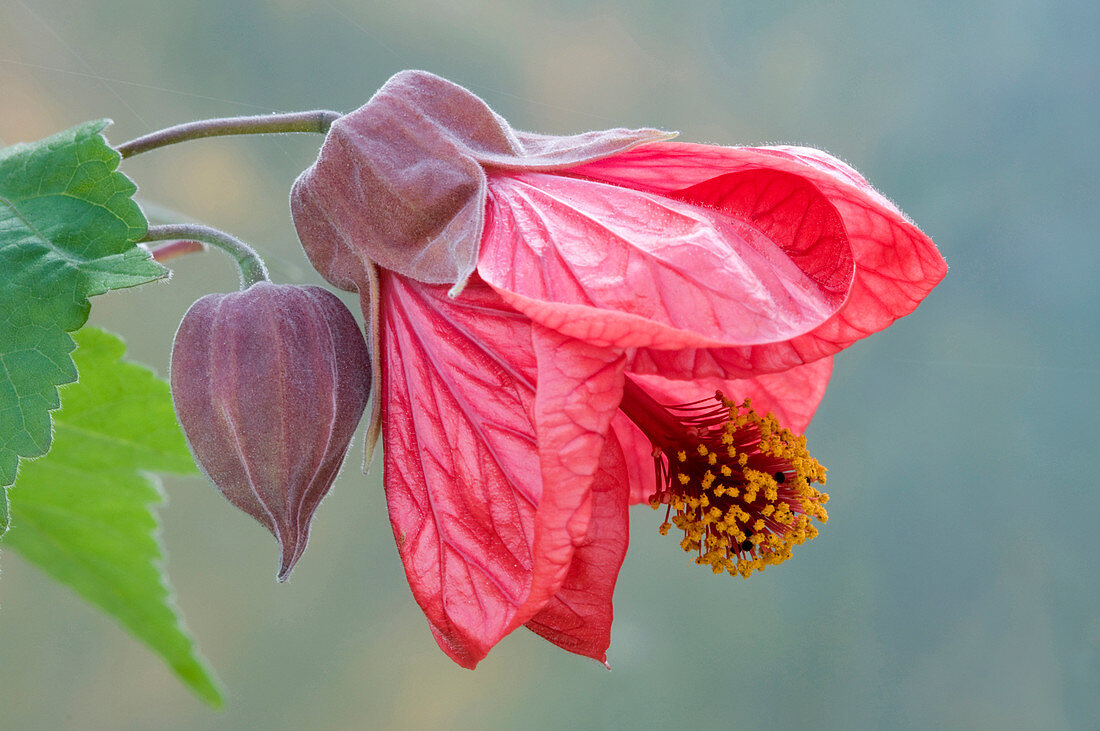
[291,70,674,292]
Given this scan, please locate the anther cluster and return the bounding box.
[648,393,829,578]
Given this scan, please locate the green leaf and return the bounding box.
[0,120,166,488]
[3,327,223,707]
[0,486,8,538]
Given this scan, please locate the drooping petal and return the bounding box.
[568,141,948,367]
[610,411,658,508]
[514,325,628,630]
[478,170,852,353]
[613,357,833,504]
[717,356,833,433]
[380,272,629,667]
[380,272,541,667]
[525,433,629,664]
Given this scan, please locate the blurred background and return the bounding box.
[1,0,1097,728]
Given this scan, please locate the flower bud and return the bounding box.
[170,282,370,580]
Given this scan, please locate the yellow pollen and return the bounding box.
[646,393,829,579]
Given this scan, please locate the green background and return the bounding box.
[1,0,1096,728]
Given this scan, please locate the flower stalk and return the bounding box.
[117,110,342,158]
[142,223,269,288]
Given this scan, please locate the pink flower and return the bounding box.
[291,71,946,668]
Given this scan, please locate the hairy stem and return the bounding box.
[143,224,269,288]
[118,110,342,158]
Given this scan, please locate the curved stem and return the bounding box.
[143,224,270,288]
[118,110,342,158]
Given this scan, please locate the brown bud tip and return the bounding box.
[170,282,371,580]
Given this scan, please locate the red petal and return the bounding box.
[380,273,629,667]
[478,170,850,351]
[570,141,947,368]
[525,433,629,663]
[380,272,541,668]
[721,356,833,433]
[514,326,628,630]
[615,358,833,504]
[611,410,658,509]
